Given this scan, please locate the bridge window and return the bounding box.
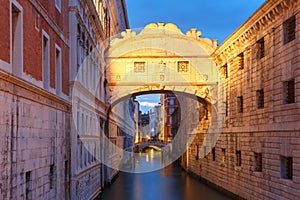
[256,37,265,59]
[134,62,145,73]
[283,15,296,44]
[256,89,264,109]
[177,61,189,72]
[254,152,262,172]
[283,79,295,104]
[280,156,293,180]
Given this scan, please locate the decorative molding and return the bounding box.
[213,0,299,65]
[0,69,71,111]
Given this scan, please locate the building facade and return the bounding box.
[184,0,300,199]
[163,93,179,143]
[0,0,128,199]
[0,0,70,199]
[69,0,128,199]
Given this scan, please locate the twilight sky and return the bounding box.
[125,0,266,113]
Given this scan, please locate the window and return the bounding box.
[222,64,228,78]
[225,100,228,117]
[283,79,295,104]
[50,164,55,189]
[34,9,40,31]
[169,99,174,106]
[254,152,262,172]
[257,37,265,59]
[236,150,241,166]
[169,108,175,114]
[42,31,50,90]
[256,89,264,109]
[177,61,189,72]
[203,146,207,158]
[11,2,23,77]
[55,45,62,95]
[221,148,226,163]
[237,96,243,113]
[134,62,145,73]
[55,0,61,13]
[283,15,296,44]
[212,147,216,161]
[25,171,32,200]
[237,53,244,70]
[64,161,69,199]
[280,156,293,180]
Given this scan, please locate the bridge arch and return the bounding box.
[72,23,226,173]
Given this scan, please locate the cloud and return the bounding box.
[139,102,159,107]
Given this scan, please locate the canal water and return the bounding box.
[98,149,231,200]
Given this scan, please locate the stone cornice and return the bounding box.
[212,0,299,67]
[0,69,71,111]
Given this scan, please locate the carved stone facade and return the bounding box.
[69,0,128,199]
[184,0,300,199]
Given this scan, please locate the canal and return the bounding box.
[98,149,231,200]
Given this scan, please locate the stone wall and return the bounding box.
[0,72,71,199]
[184,0,300,199]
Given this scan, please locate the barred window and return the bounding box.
[225,100,228,117]
[26,171,32,200]
[222,148,226,163]
[256,89,264,109]
[254,152,262,172]
[50,164,55,189]
[177,61,189,72]
[237,52,244,70]
[283,80,295,104]
[134,62,145,73]
[212,147,216,161]
[222,64,228,78]
[280,156,293,180]
[237,96,243,113]
[283,16,296,44]
[257,37,265,59]
[236,150,242,166]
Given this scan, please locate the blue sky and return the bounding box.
[126,0,265,44]
[126,0,266,113]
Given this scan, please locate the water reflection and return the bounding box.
[124,148,166,173]
[99,149,231,200]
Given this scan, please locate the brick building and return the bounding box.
[0,0,70,199]
[183,0,300,199]
[163,93,179,143]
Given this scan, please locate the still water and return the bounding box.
[99,149,231,200]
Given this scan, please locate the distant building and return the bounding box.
[163,93,179,143]
[149,105,162,139]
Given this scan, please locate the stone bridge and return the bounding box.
[133,141,167,152]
